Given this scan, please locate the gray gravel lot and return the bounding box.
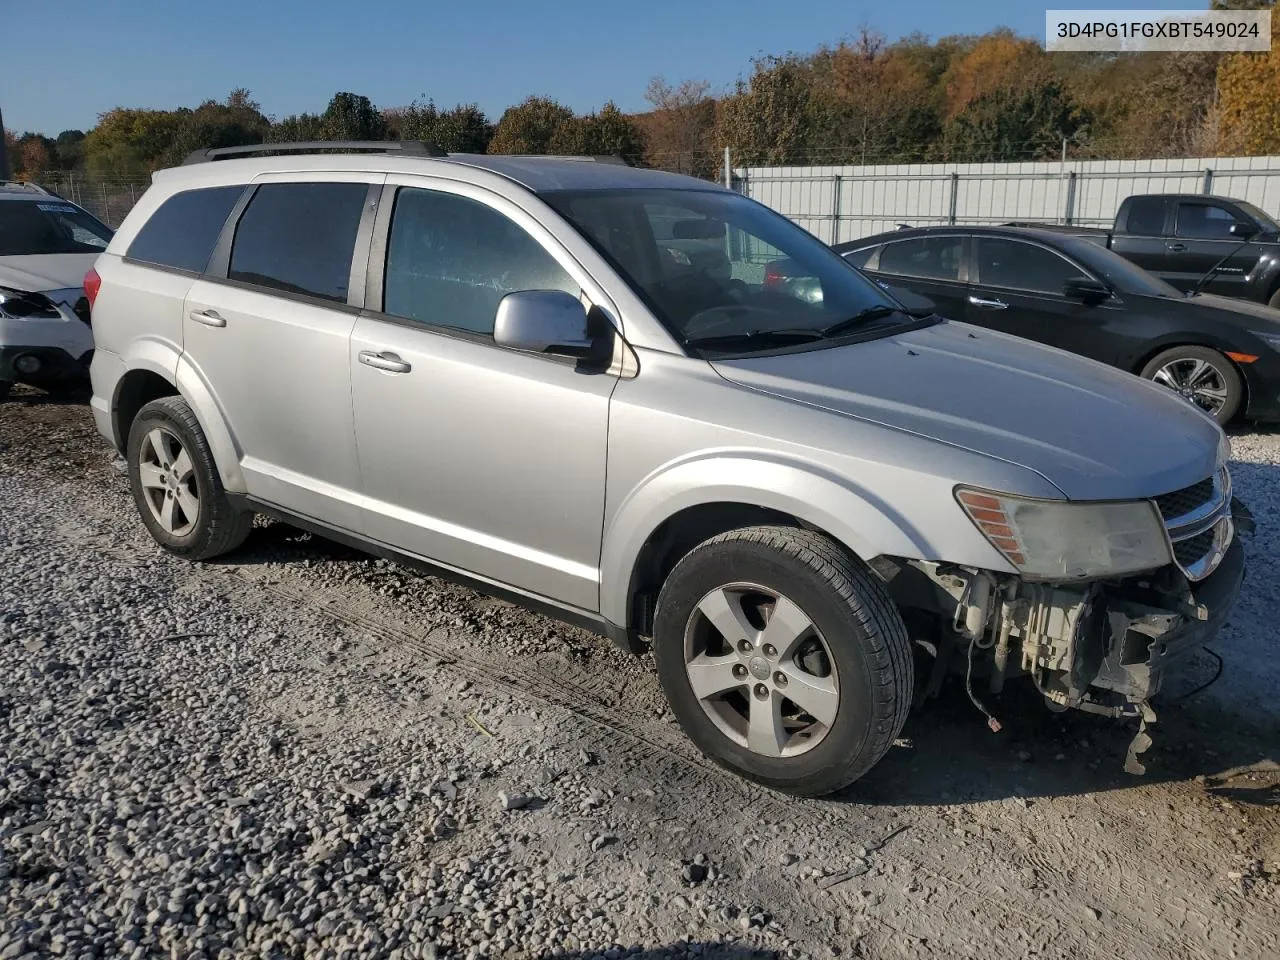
[1,390,1277,960]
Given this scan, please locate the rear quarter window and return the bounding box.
[126,186,246,273]
[842,245,880,269]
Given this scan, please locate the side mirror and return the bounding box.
[1230,222,1257,239]
[1063,277,1111,302]
[494,290,598,358]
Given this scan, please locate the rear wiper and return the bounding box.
[681,328,827,351]
[819,305,913,338]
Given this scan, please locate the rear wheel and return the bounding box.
[652,525,913,797]
[1140,346,1242,425]
[127,396,253,559]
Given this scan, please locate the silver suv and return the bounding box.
[88,142,1249,794]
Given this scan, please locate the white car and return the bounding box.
[0,181,113,401]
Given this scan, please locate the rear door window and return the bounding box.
[229,182,368,303]
[876,236,963,282]
[975,237,1088,294]
[127,186,244,272]
[1122,197,1168,236]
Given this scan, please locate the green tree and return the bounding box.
[83,108,185,177]
[715,56,816,165]
[548,102,644,161]
[488,96,574,154]
[54,130,87,170]
[321,92,385,140]
[266,113,326,143]
[937,78,1088,162]
[163,91,269,165]
[393,100,492,152]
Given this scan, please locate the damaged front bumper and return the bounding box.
[897,497,1252,772]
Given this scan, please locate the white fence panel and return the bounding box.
[737,155,1280,243]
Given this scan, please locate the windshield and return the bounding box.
[0,200,114,257]
[1234,199,1280,233]
[1057,234,1184,298]
[543,188,915,354]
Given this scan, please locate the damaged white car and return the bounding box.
[0,181,112,401]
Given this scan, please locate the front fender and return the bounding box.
[598,451,1012,628]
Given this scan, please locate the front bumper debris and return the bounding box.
[902,498,1251,774]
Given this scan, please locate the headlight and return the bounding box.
[0,286,61,320]
[956,487,1171,580]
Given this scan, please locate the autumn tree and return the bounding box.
[488,97,574,154]
[639,77,716,175]
[1216,8,1280,154]
[83,108,186,177]
[17,135,54,176]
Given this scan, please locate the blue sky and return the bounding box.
[6,0,1186,135]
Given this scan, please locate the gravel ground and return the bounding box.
[1,389,1277,960]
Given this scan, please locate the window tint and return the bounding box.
[976,238,1088,294]
[229,182,367,302]
[384,188,579,335]
[1123,197,1167,236]
[1176,203,1242,240]
[842,246,879,269]
[877,236,963,281]
[126,186,243,272]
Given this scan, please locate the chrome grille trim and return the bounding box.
[1153,468,1233,582]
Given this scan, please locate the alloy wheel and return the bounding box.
[682,582,840,758]
[136,427,201,536]
[1151,357,1230,417]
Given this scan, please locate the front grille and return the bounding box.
[1173,528,1216,568]
[1154,477,1216,523]
[1154,468,1232,581]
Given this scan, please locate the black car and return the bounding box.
[832,225,1280,425]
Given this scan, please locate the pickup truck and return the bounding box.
[1008,193,1280,308]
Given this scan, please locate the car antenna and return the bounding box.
[1189,230,1257,298]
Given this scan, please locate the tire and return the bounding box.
[1140,346,1243,426]
[652,525,913,797]
[1267,288,1280,311]
[126,396,253,560]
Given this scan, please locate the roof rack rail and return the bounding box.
[489,154,632,167]
[0,180,53,195]
[182,140,447,165]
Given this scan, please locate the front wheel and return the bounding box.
[652,526,913,797]
[1140,346,1242,425]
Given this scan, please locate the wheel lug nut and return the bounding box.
[732,664,748,679]
[753,683,768,699]
[774,671,787,686]
[737,639,752,653]
[762,644,777,658]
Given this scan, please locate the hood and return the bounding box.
[712,320,1222,501]
[1177,292,1280,328]
[0,254,99,301]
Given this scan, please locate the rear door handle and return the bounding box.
[1167,243,1187,252]
[358,350,412,374]
[189,309,226,327]
[968,295,1008,310]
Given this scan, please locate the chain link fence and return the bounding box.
[29,174,151,228]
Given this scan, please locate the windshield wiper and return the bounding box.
[681,328,827,351]
[819,305,914,338]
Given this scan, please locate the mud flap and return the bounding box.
[1124,701,1158,776]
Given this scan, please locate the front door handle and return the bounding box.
[968,295,1008,310]
[189,309,226,327]
[358,350,412,374]
[1167,243,1188,252]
